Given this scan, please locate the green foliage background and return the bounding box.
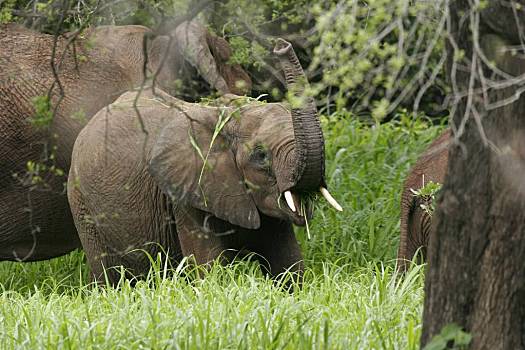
[2,0,449,121]
[0,0,451,348]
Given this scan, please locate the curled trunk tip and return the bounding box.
[273,38,292,56]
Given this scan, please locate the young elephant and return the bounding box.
[0,20,250,261]
[397,130,449,271]
[68,40,341,285]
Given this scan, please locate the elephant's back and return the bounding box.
[0,25,56,119]
[405,129,450,189]
[79,88,186,145]
[68,89,182,240]
[0,24,143,119]
[70,89,180,193]
[417,129,450,184]
[0,25,149,163]
[0,24,88,82]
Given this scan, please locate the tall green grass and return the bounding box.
[0,115,444,349]
[300,115,443,269]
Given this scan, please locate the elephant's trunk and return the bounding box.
[273,39,325,192]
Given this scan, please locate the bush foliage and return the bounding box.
[2,0,449,121]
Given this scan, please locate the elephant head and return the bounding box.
[147,39,342,229]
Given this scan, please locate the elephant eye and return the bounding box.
[250,146,271,168]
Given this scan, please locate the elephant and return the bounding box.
[67,39,343,285]
[0,20,251,262]
[397,30,525,271]
[396,130,449,271]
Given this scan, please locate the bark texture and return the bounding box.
[421,1,525,348]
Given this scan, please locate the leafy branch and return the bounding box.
[410,180,442,216]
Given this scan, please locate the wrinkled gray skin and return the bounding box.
[0,20,251,261]
[397,30,525,271]
[397,130,449,271]
[68,40,326,285]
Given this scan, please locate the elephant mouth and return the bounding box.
[280,191,313,226]
[290,211,307,226]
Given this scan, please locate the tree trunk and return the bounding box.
[421,1,525,349]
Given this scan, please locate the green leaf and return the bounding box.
[423,323,472,350]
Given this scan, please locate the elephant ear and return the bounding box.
[148,114,260,229]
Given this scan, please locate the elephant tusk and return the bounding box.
[284,191,296,212]
[320,187,343,212]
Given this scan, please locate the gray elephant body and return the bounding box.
[397,130,449,271]
[68,89,306,283]
[0,22,250,261]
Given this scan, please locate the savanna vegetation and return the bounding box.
[2,0,447,348]
[4,0,522,348]
[0,117,444,349]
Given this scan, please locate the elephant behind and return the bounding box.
[67,40,342,285]
[397,130,449,271]
[397,29,525,271]
[0,20,251,261]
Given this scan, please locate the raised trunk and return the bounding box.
[421,1,525,348]
[273,39,325,192]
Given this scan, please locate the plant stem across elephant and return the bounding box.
[68,40,342,285]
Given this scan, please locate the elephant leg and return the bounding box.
[249,219,304,284]
[407,197,431,264]
[0,183,80,261]
[398,194,430,272]
[69,205,155,286]
[68,182,139,286]
[174,207,235,266]
[68,184,111,285]
[70,183,182,286]
[397,188,413,272]
[173,209,303,286]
